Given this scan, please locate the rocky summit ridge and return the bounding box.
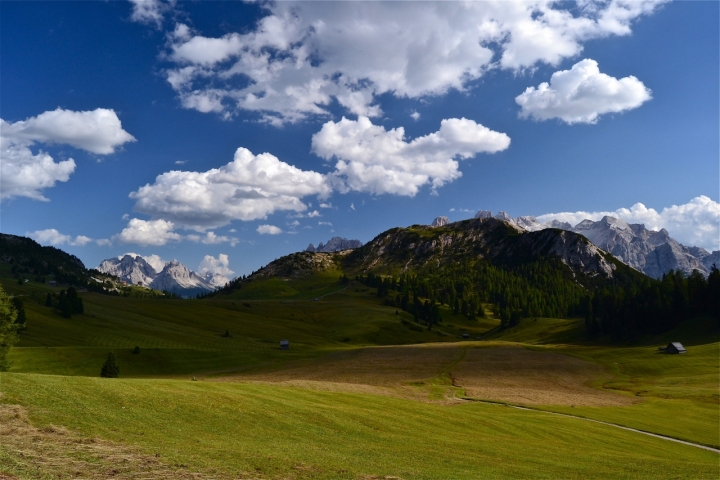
[305,237,363,253]
[97,254,229,296]
[446,210,718,278]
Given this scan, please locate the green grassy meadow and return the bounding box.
[1,273,719,478]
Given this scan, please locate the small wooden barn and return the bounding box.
[666,342,686,354]
[279,340,289,350]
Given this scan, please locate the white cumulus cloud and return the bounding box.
[312,116,510,196]
[1,108,136,155]
[130,147,331,230]
[27,229,98,247]
[163,1,663,123]
[1,108,135,201]
[257,224,282,235]
[537,196,720,251]
[197,253,234,277]
[129,0,172,28]
[186,231,238,246]
[1,147,76,201]
[117,218,182,246]
[515,59,652,123]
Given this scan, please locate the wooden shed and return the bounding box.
[666,342,686,354]
[279,340,289,350]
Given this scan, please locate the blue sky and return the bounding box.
[1,0,718,278]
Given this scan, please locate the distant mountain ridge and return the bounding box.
[460,210,718,278]
[97,254,229,296]
[305,237,363,253]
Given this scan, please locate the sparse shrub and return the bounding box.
[132,346,140,354]
[100,352,119,378]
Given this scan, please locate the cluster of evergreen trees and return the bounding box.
[357,257,587,329]
[45,287,84,318]
[357,257,719,338]
[586,266,720,340]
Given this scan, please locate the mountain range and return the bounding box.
[97,254,229,297]
[468,210,718,278]
[305,237,363,253]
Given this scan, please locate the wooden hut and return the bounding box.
[665,342,686,354]
[279,340,289,350]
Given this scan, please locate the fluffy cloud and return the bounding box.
[1,108,136,154]
[1,108,135,201]
[1,147,75,201]
[197,253,234,277]
[516,59,652,123]
[129,0,172,28]
[117,218,182,246]
[257,224,282,235]
[27,229,103,247]
[163,1,663,123]
[312,116,510,196]
[130,147,331,230]
[186,231,238,246]
[537,196,720,251]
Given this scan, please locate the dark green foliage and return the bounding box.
[45,293,53,307]
[368,256,584,327]
[12,297,26,329]
[221,330,232,338]
[17,277,23,285]
[0,286,19,371]
[132,346,140,354]
[588,266,720,340]
[100,352,120,378]
[54,287,84,318]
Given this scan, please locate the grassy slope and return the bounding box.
[2,273,718,478]
[5,274,494,377]
[483,315,720,447]
[1,373,717,480]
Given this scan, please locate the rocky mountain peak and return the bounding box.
[494,211,512,222]
[305,237,363,253]
[474,210,492,219]
[431,216,450,227]
[474,210,717,279]
[97,254,220,296]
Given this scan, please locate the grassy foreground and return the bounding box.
[1,372,718,479]
[1,273,719,478]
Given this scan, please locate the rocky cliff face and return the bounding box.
[305,237,363,253]
[470,210,717,278]
[347,218,619,281]
[97,254,224,296]
[431,216,450,227]
[150,260,213,296]
[98,254,157,286]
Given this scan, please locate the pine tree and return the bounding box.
[100,352,120,378]
[0,286,20,371]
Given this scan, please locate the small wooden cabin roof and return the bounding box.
[279,339,289,345]
[667,342,686,352]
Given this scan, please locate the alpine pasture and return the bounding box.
[1,271,718,479]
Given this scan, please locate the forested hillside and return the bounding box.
[215,218,718,340]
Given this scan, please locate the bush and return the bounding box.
[100,352,120,378]
[132,346,140,354]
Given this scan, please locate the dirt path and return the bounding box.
[460,397,720,454]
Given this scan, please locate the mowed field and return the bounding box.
[1,274,719,479]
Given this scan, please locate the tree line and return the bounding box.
[357,258,719,338]
[585,266,720,340]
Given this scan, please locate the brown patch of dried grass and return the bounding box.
[216,344,633,407]
[0,404,225,479]
[453,346,637,406]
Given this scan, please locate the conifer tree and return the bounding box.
[100,352,120,378]
[0,286,19,371]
